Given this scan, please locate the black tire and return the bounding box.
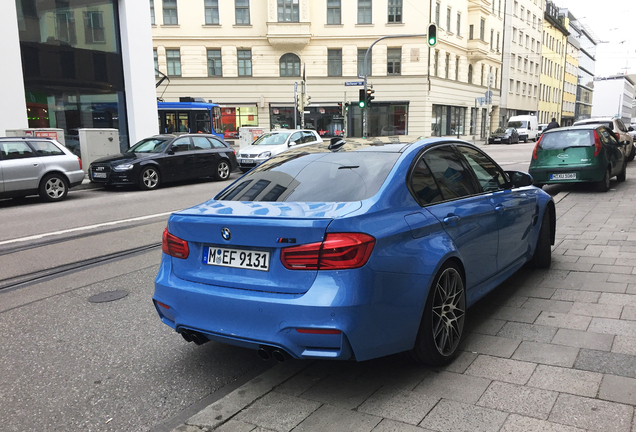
[410,262,466,366]
[596,168,611,192]
[628,145,635,162]
[39,173,68,202]
[139,166,160,190]
[214,159,231,181]
[530,211,552,268]
[617,161,627,182]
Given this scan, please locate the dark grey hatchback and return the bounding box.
[89,134,238,190]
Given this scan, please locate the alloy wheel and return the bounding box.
[431,267,465,356]
[217,161,230,180]
[142,168,159,189]
[45,177,67,200]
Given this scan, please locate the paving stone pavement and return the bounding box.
[172,167,636,432]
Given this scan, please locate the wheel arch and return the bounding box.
[39,170,71,188]
[546,201,556,245]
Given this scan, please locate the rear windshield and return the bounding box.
[217,151,400,202]
[540,130,594,150]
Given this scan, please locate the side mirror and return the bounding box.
[629,126,634,132]
[505,171,534,188]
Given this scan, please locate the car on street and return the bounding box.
[89,134,237,190]
[236,129,322,172]
[529,124,628,191]
[0,136,84,202]
[573,117,635,161]
[537,123,548,137]
[153,136,556,366]
[488,127,520,144]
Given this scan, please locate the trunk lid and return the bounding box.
[534,129,597,168]
[167,200,362,294]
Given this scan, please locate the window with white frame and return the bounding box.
[327,0,341,24]
[163,0,177,25]
[205,0,219,25]
[84,11,105,43]
[278,0,299,22]
[388,48,401,75]
[358,0,372,24]
[328,49,342,76]
[238,49,252,76]
[166,49,181,76]
[388,0,402,23]
[150,0,155,25]
[207,49,222,76]
[235,0,250,25]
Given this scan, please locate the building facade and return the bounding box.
[538,0,568,125]
[563,11,597,122]
[152,0,504,140]
[591,75,635,125]
[499,0,543,127]
[2,0,158,151]
[561,34,579,126]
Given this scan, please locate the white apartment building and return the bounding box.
[591,75,635,125]
[152,0,503,140]
[499,0,543,127]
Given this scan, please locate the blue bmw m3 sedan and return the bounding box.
[153,137,556,366]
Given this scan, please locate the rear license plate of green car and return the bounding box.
[550,173,576,180]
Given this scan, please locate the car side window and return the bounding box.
[207,137,226,148]
[456,145,508,192]
[0,141,36,160]
[171,137,192,152]
[408,157,443,205]
[599,127,617,145]
[616,119,627,132]
[422,146,480,200]
[191,136,212,150]
[304,131,318,143]
[28,140,64,156]
[289,132,302,145]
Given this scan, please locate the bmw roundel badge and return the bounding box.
[221,227,231,241]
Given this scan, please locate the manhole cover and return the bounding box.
[89,290,128,303]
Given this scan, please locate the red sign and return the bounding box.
[248,115,254,121]
[35,131,58,139]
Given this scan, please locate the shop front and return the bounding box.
[347,103,408,137]
[268,104,344,138]
[431,105,466,137]
[219,104,258,140]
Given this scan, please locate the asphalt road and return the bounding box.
[0,141,560,432]
[0,173,272,432]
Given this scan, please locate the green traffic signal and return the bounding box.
[427,23,437,47]
[358,100,366,108]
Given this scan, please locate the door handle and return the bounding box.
[33,163,39,167]
[495,204,505,214]
[443,215,460,226]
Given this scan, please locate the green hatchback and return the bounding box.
[529,125,628,192]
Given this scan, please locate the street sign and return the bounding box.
[485,90,493,104]
[477,97,485,106]
[345,81,364,86]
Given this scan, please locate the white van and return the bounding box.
[507,115,539,142]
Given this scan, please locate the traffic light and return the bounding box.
[296,93,304,112]
[303,94,310,109]
[427,23,437,47]
[358,88,366,108]
[366,88,375,106]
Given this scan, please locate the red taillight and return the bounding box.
[77,157,82,170]
[280,233,375,270]
[162,227,189,259]
[296,329,342,334]
[593,130,602,157]
[156,301,170,309]
[532,135,543,160]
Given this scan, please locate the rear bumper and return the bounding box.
[153,256,428,361]
[529,164,603,184]
[67,170,86,188]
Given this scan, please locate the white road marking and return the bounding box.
[0,211,173,246]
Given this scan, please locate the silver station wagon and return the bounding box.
[0,137,84,202]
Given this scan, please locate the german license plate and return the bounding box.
[494,138,501,142]
[240,159,254,164]
[203,246,269,271]
[550,173,576,180]
[93,172,107,178]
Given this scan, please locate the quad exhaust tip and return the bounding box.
[258,346,289,362]
[180,330,208,346]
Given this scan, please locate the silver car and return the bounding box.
[0,137,84,202]
[236,129,322,172]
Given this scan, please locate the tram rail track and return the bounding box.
[0,243,161,292]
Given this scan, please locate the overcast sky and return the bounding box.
[554,0,635,77]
